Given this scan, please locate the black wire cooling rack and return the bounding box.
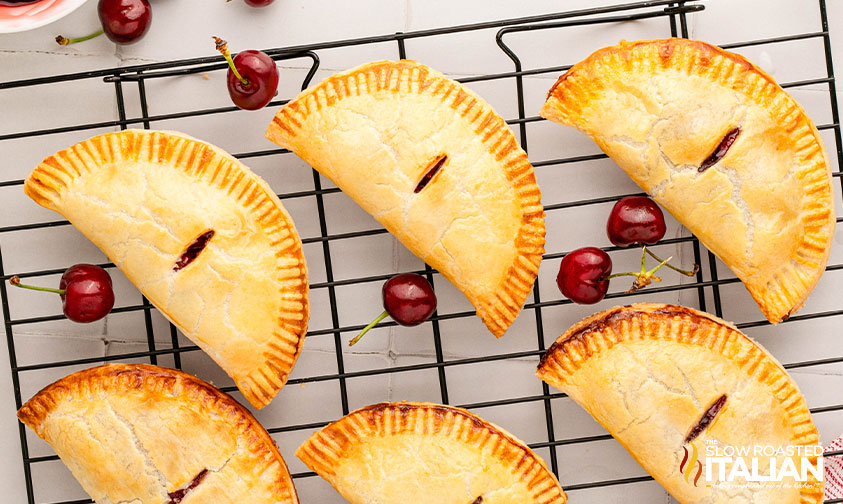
[1,0,842,502]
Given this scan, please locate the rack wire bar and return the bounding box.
[2,0,842,502]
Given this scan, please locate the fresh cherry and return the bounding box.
[98,0,151,44]
[383,274,437,326]
[9,265,115,323]
[349,273,437,346]
[607,196,666,247]
[557,247,612,304]
[244,0,275,5]
[56,0,150,46]
[214,37,279,111]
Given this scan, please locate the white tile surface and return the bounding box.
[1,1,842,503]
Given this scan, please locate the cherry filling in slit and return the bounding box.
[173,230,215,272]
[166,469,209,504]
[684,394,727,444]
[471,497,484,504]
[414,155,448,193]
[698,128,740,173]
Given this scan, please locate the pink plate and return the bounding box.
[0,0,89,33]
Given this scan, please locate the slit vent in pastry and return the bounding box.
[541,39,835,323]
[267,60,545,337]
[537,303,823,504]
[24,129,309,409]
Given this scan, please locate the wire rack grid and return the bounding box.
[1,0,842,503]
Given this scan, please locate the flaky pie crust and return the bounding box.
[537,303,822,504]
[296,401,567,503]
[18,364,299,504]
[267,60,545,337]
[541,39,835,324]
[24,130,309,409]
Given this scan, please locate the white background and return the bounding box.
[1,0,842,502]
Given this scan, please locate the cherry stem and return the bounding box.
[349,310,388,347]
[213,36,250,87]
[56,30,104,46]
[644,255,672,277]
[640,245,648,275]
[8,276,65,295]
[604,251,671,292]
[642,246,700,276]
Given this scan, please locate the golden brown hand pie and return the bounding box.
[18,364,299,504]
[25,130,308,408]
[537,303,823,504]
[541,39,835,323]
[297,401,567,503]
[266,60,545,337]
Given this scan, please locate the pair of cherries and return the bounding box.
[557,196,698,304]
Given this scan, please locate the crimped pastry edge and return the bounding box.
[536,303,822,504]
[17,363,299,503]
[540,38,834,324]
[266,60,545,337]
[296,401,567,503]
[24,129,309,409]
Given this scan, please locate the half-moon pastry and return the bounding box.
[267,60,545,337]
[541,39,835,323]
[296,401,567,503]
[18,364,299,504]
[537,303,823,504]
[25,130,309,408]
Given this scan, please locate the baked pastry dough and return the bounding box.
[297,401,567,503]
[537,303,823,504]
[266,60,545,337]
[24,130,308,409]
[541,39,835,323]
[18,364,299,504]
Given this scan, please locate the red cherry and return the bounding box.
[98,0,151,44]
[245,0,275,5]
[349,273,436,346]
[382,274,437,326]
[606,196,667,247]
[214,37,279,111]
[9,265,114,323]
[59,265,115,323]
[557,247,612,304]
[227,50,279,110]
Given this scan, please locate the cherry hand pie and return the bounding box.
[25,130,309,409]
[18,364,299,504]
[537,303,823,504]
[266,60,545,337]
[541,39,835,323]
[296,401,567,503]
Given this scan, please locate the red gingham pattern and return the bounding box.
[826,435,843,500]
